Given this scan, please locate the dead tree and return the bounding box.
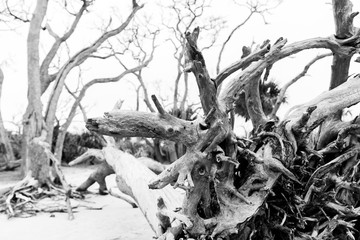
[86,0,360,239]
[1,0,153,220]
[16,0,148,182]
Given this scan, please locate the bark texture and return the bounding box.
[22,0,49,176]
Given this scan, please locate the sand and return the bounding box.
[0,165,154,240]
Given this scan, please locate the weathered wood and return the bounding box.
[137,156,166,174]
[76,161,114,194]
[102,147,183,236]
[244,76,267,129]
[330,0,358,90]
[215,41,270,87]
[109,187,137,208]
[28,132,52,184]
[68,149,105,166]
[47,149,74,220]
[286,74,360,126]
[218,38,287,112]
[184,27,217,114]
[86,55,360,240]
[22,0,48,175]
[84,2,360,239]
[70,148,166,174]
[86,110,199,147]
[217,34,359,112]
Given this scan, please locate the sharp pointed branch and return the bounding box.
[152,95,166,115]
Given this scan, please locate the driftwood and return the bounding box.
[103,147,184,236]
[71,146,184,238]
[84,1,360,239]
[109,187,137,208]
[0,132,77,220]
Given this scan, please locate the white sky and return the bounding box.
[0,0,359,132]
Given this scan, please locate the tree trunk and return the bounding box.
[22,0,49,180]
[103,147,183,234]
[72,146,183,238]
[329,0,355,90]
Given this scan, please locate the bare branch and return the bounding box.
[152,95,166,115]
[40,1,89,93]
[215,11,254,74]
[218,38,287,112]
[215,40,270,87]
[110,29,158,112]
[270,53,332,118]
[218,34,360,113]
[184,27,217,114]
[5,0,30,23]
[53,47,154,160]
[64,84,87,121]
[44,4,144,144]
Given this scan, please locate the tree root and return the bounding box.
[109,187,137,208]
[305,146,360,193]
[149,151,207,190]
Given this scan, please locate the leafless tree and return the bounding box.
[1,0,152,183]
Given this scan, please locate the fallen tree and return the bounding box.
[84,0,360,239]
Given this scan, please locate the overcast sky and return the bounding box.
[0,0,359,132]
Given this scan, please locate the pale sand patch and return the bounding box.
[0,165,154,240]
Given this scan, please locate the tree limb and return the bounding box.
[86,111,199,147]
[184,27,217,114]
[44,4,144,144]
[218,38,287,112]
[330,0,359,90]
[286,74,360,126]
[215,41,270,87]
[270,53,332,118]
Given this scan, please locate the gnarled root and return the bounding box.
[149,151,207,190]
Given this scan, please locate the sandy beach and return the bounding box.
[0,165,154,240]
